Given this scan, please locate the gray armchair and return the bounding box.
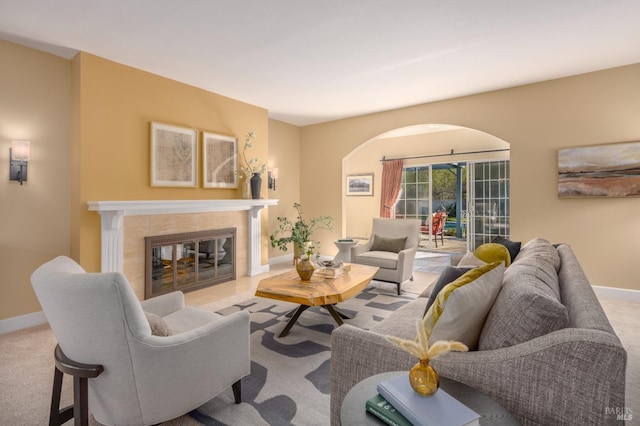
[350,218,421,294]
[31,256,250,426]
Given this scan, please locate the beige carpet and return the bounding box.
[1,289,637,425]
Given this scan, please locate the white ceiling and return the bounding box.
[1,0,639,126]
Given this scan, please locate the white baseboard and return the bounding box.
[248,264,271,276]
[269,254,293,265]
[0,310,47,335]
[593,285,640,303]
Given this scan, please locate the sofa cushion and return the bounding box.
[510,238,562,299]
[422,266,473,316]
[474,243,511,267]
[422,262,505,350]
[492,236,522,262]
[370,235,408,253]
[354,251,399,269]
[478,238,568,350]
[478,284,569,350]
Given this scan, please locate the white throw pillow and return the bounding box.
[457,251,488,267]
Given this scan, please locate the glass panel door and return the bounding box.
[467,160,510,250]
[395,165,432,241]
[395,164,468,251]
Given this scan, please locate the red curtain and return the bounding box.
[379,159,404,218]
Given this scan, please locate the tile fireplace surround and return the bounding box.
[88,199,278,299]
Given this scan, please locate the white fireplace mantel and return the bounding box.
[87,199,278,276]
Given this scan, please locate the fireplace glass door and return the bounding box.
[145,228,236,299]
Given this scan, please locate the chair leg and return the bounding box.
[74,376,90,426]
[49,367,73,426]
[50,345,104,426]
[232,379,242,404]
[396,283,401,295]
[48,367,90,426]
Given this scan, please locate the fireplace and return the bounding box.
[88,199,278,300]
[145,228,236,299]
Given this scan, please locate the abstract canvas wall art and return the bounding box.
[558,141,640,197]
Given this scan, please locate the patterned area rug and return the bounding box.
[189,279,431,425]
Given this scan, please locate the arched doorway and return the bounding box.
[342,124,510,255]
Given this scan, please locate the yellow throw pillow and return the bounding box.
[474,243,511,267]
[422,261,505,349]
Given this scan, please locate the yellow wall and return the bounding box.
[71,53,270,272]
[1,44,271,320]
[301,64,640,290]
[2,38,638,322]
[0,40,71,320]
[267,119,302,258]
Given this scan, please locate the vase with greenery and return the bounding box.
[269,203,333,263]
[238,132,266,199]
[295,242,316,280]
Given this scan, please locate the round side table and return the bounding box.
[340,371,519,426]
[333,240,358,263]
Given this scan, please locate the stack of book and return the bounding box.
[315,267,343,278]
[315,260,344,278]
[366,374,480,426]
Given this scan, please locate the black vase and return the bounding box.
[250,173,262,199]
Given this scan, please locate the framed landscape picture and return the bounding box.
[202,132,238,188]
[347,174,374,196]
[558,141,640,198]
[150,122,197,187]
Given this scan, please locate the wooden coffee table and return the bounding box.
[255,264,379,337]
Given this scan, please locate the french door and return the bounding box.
[466,160,511,250]
[394,164,466,248]
[394,159,510,251]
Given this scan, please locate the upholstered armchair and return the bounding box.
[350,218,421,295]
[31,256,250,426]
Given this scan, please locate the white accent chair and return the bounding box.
[31,256,250,426]
[350,218,421,295]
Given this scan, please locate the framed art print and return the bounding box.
[150,122,197,187]
[558,140,640,197]
[202,132,238,188]
[347,174,374,196]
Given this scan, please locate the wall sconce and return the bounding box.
[9,140,30,185]
[268,167,278,191]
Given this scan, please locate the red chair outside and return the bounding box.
[420,212,448,247]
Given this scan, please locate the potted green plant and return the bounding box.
[269,203,333,264]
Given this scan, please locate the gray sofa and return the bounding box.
[330,238,627,425]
